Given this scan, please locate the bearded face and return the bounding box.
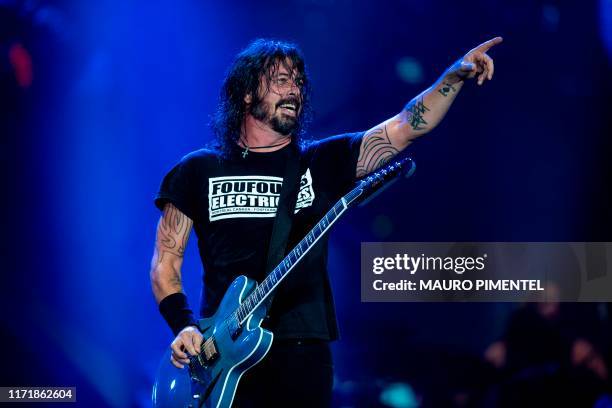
[248,60,304,136]
[250,94,301,136]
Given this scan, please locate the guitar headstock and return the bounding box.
[361,156,415,191]
[345,157,416,207]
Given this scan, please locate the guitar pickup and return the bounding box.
[202,338,219,363]
[192,337,219,372]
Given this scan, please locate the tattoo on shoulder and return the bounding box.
[404,97,430,131]
[356,124,399,177]
[157,203,192,260]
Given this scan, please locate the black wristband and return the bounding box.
[158,292,197,336]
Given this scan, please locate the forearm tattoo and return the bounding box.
[437,82,457,97]
[156,203,193,265]
[356,124,399,177]
[403,97,430,131]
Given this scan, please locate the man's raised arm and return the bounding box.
[356,36,503,177]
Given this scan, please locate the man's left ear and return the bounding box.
[244,93,252,104]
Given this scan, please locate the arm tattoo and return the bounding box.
[437,82,457,97]
[156,203,192,265]
[356,124,399,177]
[403,97,430,131]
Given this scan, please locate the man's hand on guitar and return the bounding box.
[170,326,203,369]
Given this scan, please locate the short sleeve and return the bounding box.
[306,131,364,197]
[154,154,198,220]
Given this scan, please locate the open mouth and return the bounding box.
[278,102,298,115]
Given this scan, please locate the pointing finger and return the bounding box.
[472,36,503,53]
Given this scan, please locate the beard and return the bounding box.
[250,99,299,136]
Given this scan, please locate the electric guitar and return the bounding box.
[152,157,416,408]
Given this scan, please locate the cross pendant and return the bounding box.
[242,147,249,158]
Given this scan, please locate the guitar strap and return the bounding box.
[262,141,302,315]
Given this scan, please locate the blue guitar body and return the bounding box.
[153,276,273,408]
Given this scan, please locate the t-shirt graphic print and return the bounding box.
[208,168,315,221]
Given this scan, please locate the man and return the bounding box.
[150,37,502,406]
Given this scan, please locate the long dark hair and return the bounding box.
[211,39,312,157]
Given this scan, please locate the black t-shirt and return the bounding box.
[154,132,363,341]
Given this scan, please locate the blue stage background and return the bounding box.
[1,0,611,406]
